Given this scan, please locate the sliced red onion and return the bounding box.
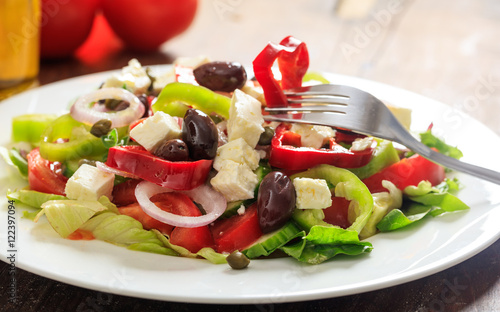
[70,87,145,128]
[135,181,227,228]
[96,161,140,179]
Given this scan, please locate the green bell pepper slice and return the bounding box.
[347,140,400,180]
[12,114,57,143]
[291,164,374,234]
[39,114,108,162]
[152,82,231,119]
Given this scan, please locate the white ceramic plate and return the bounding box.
[1,69,500,304]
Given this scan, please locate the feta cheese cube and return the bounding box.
[290,124,335,149]
[213,138,260,171]
[102,59,151,94]
[210,160,258,202]
[351,137,374,152]
[293,178,333,209]
[65,164,115,201]
[129,111,181,151]
[227,89,265,148]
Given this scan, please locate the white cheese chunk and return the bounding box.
[129,111,181,151]
[213,138,260,171]
[210,160,258,202]
[293,178,333,209]
[102,59,151,94]
[65,164,115,201]
[290,124,335,149]
[227,89,265,148]
[351,137,374,152]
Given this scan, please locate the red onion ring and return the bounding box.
[70,88,145,128]
[135,181,227,228]
[96,161,140,179]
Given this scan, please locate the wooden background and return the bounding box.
[1,0,499,311]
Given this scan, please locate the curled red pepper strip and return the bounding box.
[269,124,376,171]
[252,36,309,107]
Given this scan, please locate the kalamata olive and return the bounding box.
[257,171,296,233]
[182,109,218,160]
[226,251,250,270]
[258,126,275,145]
[154,139,189,161]
[193,61,247,92]
[90,119,112,137]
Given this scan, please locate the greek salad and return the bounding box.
[2,36,469,269]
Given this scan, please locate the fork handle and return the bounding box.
[396,133,500,185]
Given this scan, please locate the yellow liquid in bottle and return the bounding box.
[0,0,40,89]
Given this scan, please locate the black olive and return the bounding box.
[154,139,189,161]
[257,171,296,233]
[193,61,247,92]
[182,109,218,160]
[90,119,112,137]
[226,251,250,269]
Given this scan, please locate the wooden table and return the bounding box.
[1,0,499,311]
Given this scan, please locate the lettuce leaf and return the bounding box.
[36,199,108,238]
[1,146,29,178]
[279,226,373,264]
[419,129,463,159]
[7,189,66,208]
[376,203,431,231]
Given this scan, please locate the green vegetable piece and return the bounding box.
[291,164,374,234]
[39,114,108,162]
[376,203,432,232]
[36,199,108,238]
[291,208,330,232]
[420,129,463,159]
[302,72,330,84]
[348,140,400,180]
[280,225,373,264]
[0,147,28,178]
[12,114,57,143]
[153,82,231,119]
[127,242,178,256]
[7,189,66,208]
[243,221,303,259]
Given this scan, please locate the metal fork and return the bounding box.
[264,84,500,185]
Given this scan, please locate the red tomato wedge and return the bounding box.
[362,153,445,193]
[105,145,213,190]
[323,196,351,229]
[27,148,68,196]
[118,192,214,253]
[210,204,263,254]
[112,179,141,206]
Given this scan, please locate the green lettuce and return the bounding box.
[419,129,463,159]
[7,189,67,208]
[0,146,28,178]
[280,226,373,264]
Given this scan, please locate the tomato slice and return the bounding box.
[322,196,351,229]
[105,145,213,190]
[362,153,445,193]
[112,179,141,206]
[27,148,68,196]
[118,192,214,253]
[210,204,263,254]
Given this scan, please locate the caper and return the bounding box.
[193,61,247,92]
[226,251,250,270]
[154,139,189,161]
[102,98,123,110]
[258,126,275,145]
[90,119,112,137]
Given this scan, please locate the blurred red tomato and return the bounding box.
[40,0,100,59]
[101,0,198,52]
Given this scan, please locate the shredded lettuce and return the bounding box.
[7,189,66,208]
[0,146,28,178]
[419,129,463,159]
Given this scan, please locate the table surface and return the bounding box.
[1,0,499,311]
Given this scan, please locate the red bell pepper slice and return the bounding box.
[105,145,212,191]
[269,124,375,171]
[252,36,309,107]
